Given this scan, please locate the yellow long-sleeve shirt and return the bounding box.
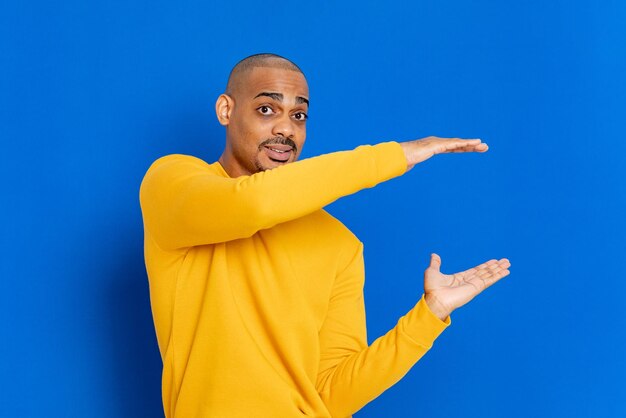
[139,141,450,418]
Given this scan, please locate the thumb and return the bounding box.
[429,253,442,271]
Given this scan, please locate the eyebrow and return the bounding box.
[254,91,309,106]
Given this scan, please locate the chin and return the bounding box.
[254,156,293,173]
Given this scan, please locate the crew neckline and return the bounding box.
[213,160,231,178]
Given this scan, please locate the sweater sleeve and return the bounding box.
[316,243,450,418]
[139,141,407,250]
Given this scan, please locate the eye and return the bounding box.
[257,105,275,115]
[292,112,308,122]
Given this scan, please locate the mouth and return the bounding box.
[263,144,293,163]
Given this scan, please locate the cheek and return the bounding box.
[230,118,261,150]
[240,118,273,142]
[295,126,306,147]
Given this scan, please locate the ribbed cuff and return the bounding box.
[398,294,451,348]
[370,141,408,178]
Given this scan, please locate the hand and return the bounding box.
[399,136,489,171]
[423,253,511,320]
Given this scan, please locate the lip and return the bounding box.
[263,145,293,162]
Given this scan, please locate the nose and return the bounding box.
[271,114,296,139]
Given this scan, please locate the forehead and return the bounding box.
[239,67,309,99]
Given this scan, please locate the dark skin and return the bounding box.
[214,63,510,320]
[215,66,310,177]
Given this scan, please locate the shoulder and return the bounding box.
[143,154,214,176]
[139,154,225,210]
[141,154,223,187]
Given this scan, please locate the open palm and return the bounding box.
[424,253,511,319]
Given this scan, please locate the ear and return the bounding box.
[215,94,234,126]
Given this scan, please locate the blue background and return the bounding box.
[1,1,625,417]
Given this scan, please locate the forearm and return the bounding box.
[140,141,407,249]
[317,296,449,417]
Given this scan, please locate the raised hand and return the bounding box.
[423,253,511,321]
[399,136,489,171]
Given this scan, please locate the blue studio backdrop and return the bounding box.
[1,1,625,417]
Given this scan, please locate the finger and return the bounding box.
[442,141,478,151]
[456,260,494,278]
[473,259,499,272]
[481,268,510,288]
[447,137,482,143]
[484,259,511,273]
[431,137,482,143]
[472,268,510,291]
[446,143,489,153]
[476,262,508,277]
[477,265,510,282]
[429,253,442,271]
[476,266,505,280]
[458,258,510,278]
[432,138,481,153]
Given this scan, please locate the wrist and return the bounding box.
[398,142,415,172]
[424,293,451,321]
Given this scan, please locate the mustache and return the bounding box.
[258,137,298,154]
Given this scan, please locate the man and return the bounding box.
[139,53,511,418]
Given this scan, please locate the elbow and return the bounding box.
[319,391,353,418]
[316,372,355,418]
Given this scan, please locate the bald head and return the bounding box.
[225,53,305,96]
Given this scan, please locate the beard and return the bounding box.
[253,137,299,172]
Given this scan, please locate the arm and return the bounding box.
[139,141,406,250]
[139,137,488,250]
[316,243,449,418]
[316,249,511,417]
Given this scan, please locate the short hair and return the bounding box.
[225,53,305,95]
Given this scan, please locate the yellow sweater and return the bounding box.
[139,141,450,418]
